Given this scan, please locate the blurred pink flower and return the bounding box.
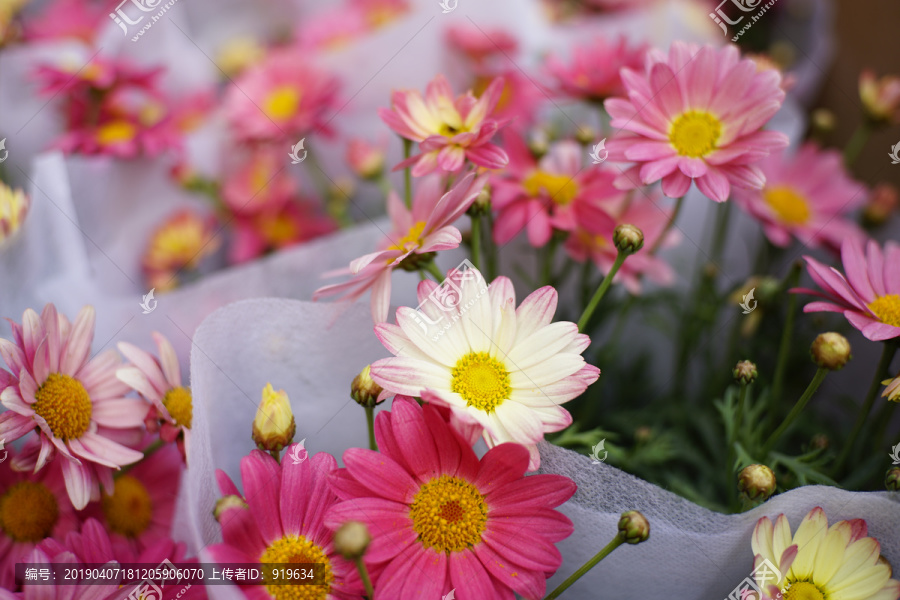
[314,173,486,323]
[546,36,647,102]
[23,0,106,43]
[222,148,298,216]
[733,144,867,250]
[566,192,678,293]
[794,238,900,341]
[444,23,518,66]
[0,305,145,510]
[224,48,341,142]
[142,209,221,292]
[346,137,387,179]
[379,74,509,176]
[492,132,618,247]
[605,42,789,202]
[228,198,336,264]
[472,68,545,126]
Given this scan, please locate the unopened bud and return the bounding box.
[810,332,852,370]
[738,464,776,502]
[810,108,836,134]
[863,183,898,227]
[334,521,371,559]
[613,224,644,254]
[346,139,386,180]
[213,495,248,522]
[859,70,900,125]
[733,360,758,385]
[252,383,296,453]
[575,125,596,145]
[811,433,829,450]
[467,185,492,216]
[351,365,385,408]
[528,129,550,158]
[886,467,900,492]
[617,510,650,544]
[634,426,652,444]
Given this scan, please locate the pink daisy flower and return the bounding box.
[228,198,337,264]
[208,446,362,599]
[733,144,867,250]
[314,173,487,323]
[23,0,106,43]
[83,442,181,555]
[604,42,789,202]
[117,333,191,461]
[444,24,518,66]
[224,48,341,142]
[379,74,509,176]
[222,148,298,217]
[794,238,900,341]
[492,132,617,247]
[325,397,576,600]
[0,448,78,590]
[370,267,600,469]
[546,36,647,102]
[565,192,678,293]
[0,304,145,510]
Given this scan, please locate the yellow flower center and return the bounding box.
[163,386,192,429]
[0,481,59,542]
[409,475,488,553]
[523,170,579,205]
[265,86,301,121]
[387,221,427,252]
[96,120,137,145]
[451,351,511,413]
[32,373,92,440]
[669,110,722,158]
[783,581,826,600]
[764,185,811,225]
[868,294,900,328]
[259,535,334,600]
[102,475,153,538]
[259,212,298,246]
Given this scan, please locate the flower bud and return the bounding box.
[886,467,900,492]
[810,108,835,134]
[737,464,776,502]
[862,183,898,227]
[634,426,652,444]
[351,365,385,408]
[617,510,650,544]
[859,70,900,125]
[527,129,550,158]
[733,360,758,385]
[0,182,30,245]
[216,36,265,78]
[811,433,829,450]
[346,138,386,180]
[575,125,596,146]
[613,224,644,255]
[882,373,900,402]
[213,495,248,522]
[333,521,371,559]
[252,383,296,453]
[467,185,492,217]
[810,332,852,371]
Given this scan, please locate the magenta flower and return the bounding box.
[546,36,647,102]
[325,397,576,600]
[492,132,618,247]
[208,447,362,600]
[314,173,487,323]
[0,305,145,509]
[379,74,509,176]
[604,42,789,202]
[794,238,900,341]
[733,144,867,250]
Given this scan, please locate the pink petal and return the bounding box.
[343,447,417,503]
[240,450,283,543]
[61,306,95,377]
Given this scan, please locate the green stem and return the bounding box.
[115,439,165,478]
[423,261,445,282]
[770,263,802,420]
[470,214,483,272]
[577,252,628,333]
[540,235,559,286]
[353,557,375,599]
[543,536,626,600]
[709,200,733,264]
[727,383,749,509]
[648,195,685,254]
[484,210,498,280]
[268,449,281,463]
[364,406,377,451]
[833,342,897,474]
[402,138,413,209]
[843,122,872,167]
[762,368,828,457]
[375,173,392,198]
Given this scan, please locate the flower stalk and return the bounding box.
[762,367,828,456]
